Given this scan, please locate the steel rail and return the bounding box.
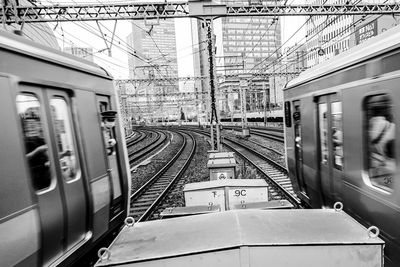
[129,131,195,222]
[183,127,300,207]
[138,131,196,222]
[128,130,167,165]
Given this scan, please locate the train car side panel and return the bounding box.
[97,93,130,222]
[341,77,400,266]
[0,76,40,266]
[0,77,36,219]
[74,90,111,241]
[0,31,130,267]
[299,95,322,207]
[46,88,89,251]
[285,92,324,207]
[0,32,112,91]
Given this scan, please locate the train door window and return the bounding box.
[319,103,329,165]
[284,101,292,127]
[365,94,395,192]
[331,101,343,170]
[17,94,52,191]
[50,98,79,181]
[293,101,307,193]
[98,98,123,216]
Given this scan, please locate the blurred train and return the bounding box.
[220,109,283,123]
[0,30,131,266]
[284,24,400,266]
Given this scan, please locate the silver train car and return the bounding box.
[0,31,131,266]
[284,25,400,266]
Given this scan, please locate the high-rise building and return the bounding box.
[306,0,399,68]
[305,0,353,67]
[127,20,179,121]
[191,19,209,122]
[215,0,283,115]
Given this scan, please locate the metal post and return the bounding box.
[230,86,234,123]
[206,19,220,150]
[216,89,221,151]
[239,78,249,137]
[263,82,267,127]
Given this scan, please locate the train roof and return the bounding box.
[285,24,400,89]
[96,209,383,266]
[0,30,112,79]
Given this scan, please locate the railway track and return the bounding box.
[225,131,284,159]
[225,126,284,143]
[182,128,300,207]
[246,138,284,158]
[126,130,147,147]
[250,128,284,143]
[223,136,297,202]
[129,131,196,222]
[128,130,168,165]
[186,125,284,143]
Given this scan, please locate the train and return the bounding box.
[219,109,284,123]
[0,30,131,266]
[284,24,400,266]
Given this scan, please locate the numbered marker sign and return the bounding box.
[185,189,226,210]
[228,187,268,209]
[184,180,269,212]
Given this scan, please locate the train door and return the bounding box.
[292,101,308,197]
[46,89,88,251]
[97,95,123,219]
[317,94,344,207]
[17,86,65,265]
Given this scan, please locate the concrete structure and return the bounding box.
[215,0,283,117]
[126,20,179,122]
[191,19,209,122]
[306,0,400,68]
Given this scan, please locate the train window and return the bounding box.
[284,101,292,127]
[98,98,123,215]
[17,94,52,191]
[365,94,395,192]
[319,103,329,165]
[293,101,307,193]
[50,98,79,181]
[331,101,343,170]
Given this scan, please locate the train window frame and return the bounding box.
[97,96,124,215]
[16,93,54,192]
[363,94,395,193]
[284,101,292,127]
[318,103,329,166]
[293,101,307,194]
[331,101,343,171]
[49,96,81,183]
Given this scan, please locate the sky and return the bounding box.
[49,0,306,80]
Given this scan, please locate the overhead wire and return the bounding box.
[261,0,387,81]
[19,0,399,107]
[249,0,365,78]
[248,0,332,76]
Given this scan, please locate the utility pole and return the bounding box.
[263,82,268,127]
[239,75,250,137]
[206,19,220,151]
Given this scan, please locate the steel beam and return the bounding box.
[1,2,400,23]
